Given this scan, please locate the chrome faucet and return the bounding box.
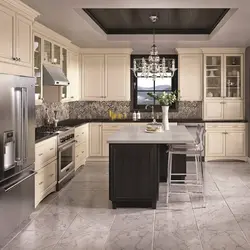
[145,104,156,123]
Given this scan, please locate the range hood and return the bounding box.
[43,63,70,86]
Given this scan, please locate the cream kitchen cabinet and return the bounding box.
[0,2,37,72]
[81,51,131,101]
[66,50,80,101]
[205,123,247,161]
[35,136,58,207]
[105,55,130,101]
[75,124,89,170]
[177,51,202,101]
[81,55,105,100]
[89,123,102,157]
[203,51,244,121]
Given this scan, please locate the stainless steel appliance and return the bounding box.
[0,73,36,248]
[57,127,75,190]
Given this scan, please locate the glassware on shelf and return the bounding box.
[44,40,52,63]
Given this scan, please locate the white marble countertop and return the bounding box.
[107,125,194,144]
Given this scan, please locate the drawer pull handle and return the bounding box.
[39,153,43,156]
[49,174,54,177]
[76,135,79,137]
[50,148,54,151]
[82,151,84,153]
[82,132,84,134]
[39,181,43,185]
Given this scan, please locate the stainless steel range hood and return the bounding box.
[43,64,70,86]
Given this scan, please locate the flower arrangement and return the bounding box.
[147,90,180,106]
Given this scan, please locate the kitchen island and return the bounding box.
[108,125,194,209]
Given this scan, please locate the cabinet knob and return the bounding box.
[71,96,74,98]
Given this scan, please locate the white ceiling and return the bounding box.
[20,0,250,52]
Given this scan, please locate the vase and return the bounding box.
[162,106,169,131]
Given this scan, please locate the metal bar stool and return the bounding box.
[166,125,206,207]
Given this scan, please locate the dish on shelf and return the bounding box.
[207,92,213,97]
[207,69,218,77]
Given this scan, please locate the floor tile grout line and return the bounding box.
[190,192,204,250]
[208,167,250,247]
[151,209,156,250]
[102,208,117,250]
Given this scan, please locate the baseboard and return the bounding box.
[86,156,109,163]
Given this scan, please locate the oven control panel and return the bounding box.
[59,133,74,144]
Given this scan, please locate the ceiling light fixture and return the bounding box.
[131,15,177,80]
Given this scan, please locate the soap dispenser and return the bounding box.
[136,111,141,120]
[133,111,137,121]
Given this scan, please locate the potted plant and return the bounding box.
[147,91,179,130]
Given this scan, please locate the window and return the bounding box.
[131,54,178,112]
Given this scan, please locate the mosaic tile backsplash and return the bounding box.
[68,101,202,120]
[36,101,202,126]
[36,102,69,127]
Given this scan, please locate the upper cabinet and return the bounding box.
[0,1,38,74]
[66,50,80,101]
[203,49,244,121]
[177,49,202,101]
[81,49,132,101]
[105,54,130,101]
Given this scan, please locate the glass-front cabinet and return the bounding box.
[53,44,61,66]
[205,55,222,98]
[34,36,42,101]
[44,40,52,64]
[225,55,243,98]
[204,54,243,99]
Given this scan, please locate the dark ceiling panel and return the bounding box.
[83,8,230,34]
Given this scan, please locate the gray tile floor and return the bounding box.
[3,161,250,250]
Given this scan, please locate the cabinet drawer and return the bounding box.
[75,124,88,145]
[35,136,57,170]
[43,160,57,190]
[35,168,45,194]
[205,123,246,131]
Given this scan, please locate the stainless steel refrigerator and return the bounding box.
[0,73,36,248]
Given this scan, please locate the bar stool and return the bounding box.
[166,125,206,207]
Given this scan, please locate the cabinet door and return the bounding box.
[67,51,80,100]
[205,131,225,157]
[15,14,32,67]
[223,100,244,120]
[102,130,116,157]
[224,54,243,99]
[82,55,104,100]
[225,131,246,157]
[179,54,202,101]
[204,55,223,99]
[105,55,130,101]
[0,5,15,63]
[204,101,224,120]
[89,123,102,156]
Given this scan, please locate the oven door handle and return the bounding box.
[58,140,76,152]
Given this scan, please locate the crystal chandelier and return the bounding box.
[131,15,177,80]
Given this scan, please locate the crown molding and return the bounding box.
[201,47,245,54]
[176,48,203,54]
[33,22,72,47]
[0,0,39,20]
[81,48,133,54]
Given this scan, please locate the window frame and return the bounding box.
[130,54,179,112]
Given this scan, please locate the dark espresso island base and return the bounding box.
[109,144,187,209]
[108,125,193,209]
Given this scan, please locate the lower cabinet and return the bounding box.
[35,136,58,207]
[35,160,57,207]
[89,123,102,157]
[205,123,247,161]
[75,124,89,170]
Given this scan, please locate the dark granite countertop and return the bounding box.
[35,133,58,144]
[58,119,248,128]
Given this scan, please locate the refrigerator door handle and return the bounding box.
[22,88,28,162]
[14,88,23,164]
[4,170,37,192]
